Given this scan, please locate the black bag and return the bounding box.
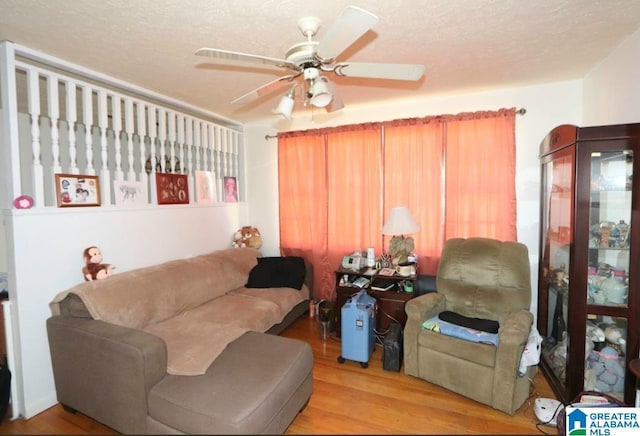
[0,364,11,423]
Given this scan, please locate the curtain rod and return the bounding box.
[264,107,527,140]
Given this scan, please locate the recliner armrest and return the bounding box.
[492,309,534,414]
[403,293,445,377]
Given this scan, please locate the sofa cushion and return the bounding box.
[143,294,284,375]
[148,331,313,434]
[228,285,308,316]
[246,256,306,290]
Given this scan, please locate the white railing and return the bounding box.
[1,42,243,208]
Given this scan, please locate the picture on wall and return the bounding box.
[113,179,147,206]
[223,176,238,202]
[195,170,216,204]
[55,173,101,207]
[155,173,189,205]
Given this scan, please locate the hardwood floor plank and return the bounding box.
[0,315,556,434]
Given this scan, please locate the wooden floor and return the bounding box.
[0,315,558,435]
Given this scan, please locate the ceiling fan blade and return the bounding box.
[231,74,301,105]
[316,6,378,62]
[195,47,298,71]
[334,62,425,81]
[323,79,344,113]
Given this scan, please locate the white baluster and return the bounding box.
[136,101,148,201]
[233,131,240,179]
[82,86,94,175]
[111,95,123,180]
[47,74,61,179]
[158,109,166,172]
[194,120,201,172]
[65,80,79,174]
[97,90,110,204]
[124,98,135,181]
[214,126,222,202]
[202,122,209,172]
[185,117,193,176]
[26,69,44,205]
[205,123,213,172]
[176,114,184,174]
[147,105,158,203]
[168,111,176,173]
[222,127,229,177]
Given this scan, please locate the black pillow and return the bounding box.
[246,256,306,290]
[438,310,500,334]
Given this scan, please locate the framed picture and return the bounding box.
[113,180,147,206]
[223,176,238,203]
[55,173,101,207]
[155,172,189,205]
[195,170,216,204]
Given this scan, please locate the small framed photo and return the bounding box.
[55,174,101,207]
[113,180,147,206]
[223,176,238,203]
[156,173,189,205]
[195,170,216,204]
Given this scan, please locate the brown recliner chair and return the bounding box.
[404,237,536,415]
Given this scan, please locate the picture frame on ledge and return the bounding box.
[55,173,101,207]
[155,172,189,205]
[195,170,216,204]
[113,179,147,206]
[223,176,238,203]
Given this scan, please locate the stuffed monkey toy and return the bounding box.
[82,246,115,281]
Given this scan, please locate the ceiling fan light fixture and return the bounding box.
[310,79,332,108]
[272,86,296,120]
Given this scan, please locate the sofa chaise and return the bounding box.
[47,247,314,434]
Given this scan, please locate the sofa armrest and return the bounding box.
[47,316,167,434]
[492,309,533,414]
[403,293,445,377]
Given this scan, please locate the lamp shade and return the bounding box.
[310,79,332,108]
[272,93,294,119]
[381,206,420,235]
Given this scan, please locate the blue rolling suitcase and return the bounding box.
[337,289,376,368]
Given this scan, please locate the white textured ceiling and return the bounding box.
[1,0,640,124]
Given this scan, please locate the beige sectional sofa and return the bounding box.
[47,247,314,434]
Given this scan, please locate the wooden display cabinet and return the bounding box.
[538,123,640,405]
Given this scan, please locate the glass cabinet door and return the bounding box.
[584,149,632,401]
[540,148,574,389]
[588,150,632,308]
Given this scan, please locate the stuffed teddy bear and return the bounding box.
[601,323,626,356]
[231,226,262,249]
[82,246,115,281]
[589,346,625,393]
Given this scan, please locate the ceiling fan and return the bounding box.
[195,5,425,119]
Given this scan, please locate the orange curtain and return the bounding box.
[278,108,517,300]
[383,118,445,274]
[326,124,383,295]
[444,109,517,241]
[278,131,332,296]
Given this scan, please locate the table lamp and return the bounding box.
[381,206,420,265]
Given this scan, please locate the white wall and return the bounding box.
[245,80,584,320]
[7,203,247,417]
[583,27,640,126]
